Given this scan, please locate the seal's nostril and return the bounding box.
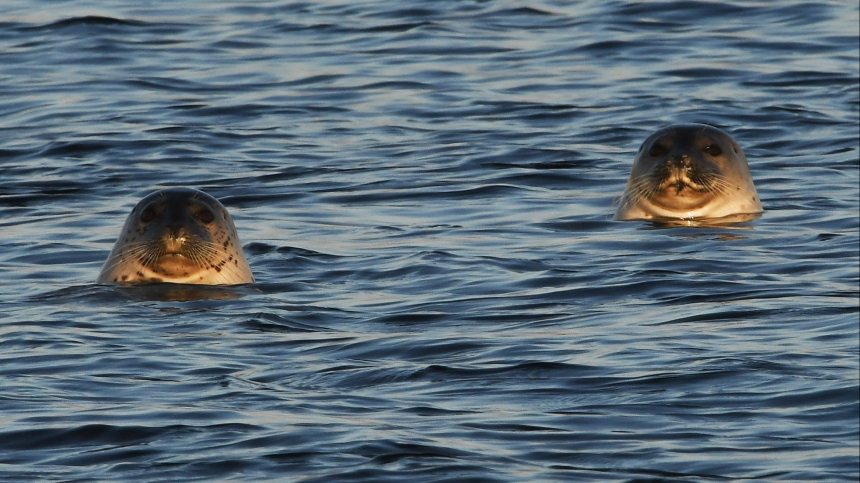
[167,225,183,239]
[667,155,690,169]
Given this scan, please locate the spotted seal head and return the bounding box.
[97,188,254,285]
[614,124,762,221]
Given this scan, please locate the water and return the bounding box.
[1,1,857,481]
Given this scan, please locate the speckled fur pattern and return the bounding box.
[97,188,254,285]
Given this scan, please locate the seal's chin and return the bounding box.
[648,173,715,211]
[144,237,206,276]
[656,179,708,198]
[149,257,204,279]
[153,251,200,272]
[655,165,709,193]
[158,251,192,262]
[660,179,696,195]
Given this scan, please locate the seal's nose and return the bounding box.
[166,225,187,241]
[162,225,188,254]
[668,154,691,169]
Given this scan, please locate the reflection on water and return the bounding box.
[643,212,763,229]
[118,284,254,302]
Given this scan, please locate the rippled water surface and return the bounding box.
[1,1,858,481]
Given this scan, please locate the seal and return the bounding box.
[97,188,255,285]
[614,124,762,221]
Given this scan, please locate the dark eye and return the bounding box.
[140,207,156,223]
[649,143,667,157]
[705,144,722,156]
[197,209,214,223]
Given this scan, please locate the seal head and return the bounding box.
[98,188,254,285]
[614,124,762,221]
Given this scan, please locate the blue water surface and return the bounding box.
[0,1,858,481]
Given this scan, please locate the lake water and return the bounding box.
[1,1,858,481]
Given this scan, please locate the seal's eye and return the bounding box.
[705,144,722,156]
[649,144,667,157]
[197,209,214,224]
[140,207,156,223]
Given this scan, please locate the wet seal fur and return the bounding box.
[615,124,762,221]
[98,188,254,285]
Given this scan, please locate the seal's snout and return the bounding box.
[166,225,187,240]
[162,225,190,254]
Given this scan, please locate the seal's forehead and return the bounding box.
[134,188,223,209]
[647,124,732,144]
[641,126,682,148]
[676,123,732,141]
